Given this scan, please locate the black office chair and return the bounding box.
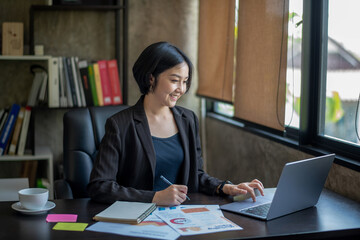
[54,105,128,199]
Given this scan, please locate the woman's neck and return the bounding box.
[143,94,178,137]
[143,94,171,118]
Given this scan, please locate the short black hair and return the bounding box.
[132,42,193,95]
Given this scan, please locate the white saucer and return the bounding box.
[11,201,56,215]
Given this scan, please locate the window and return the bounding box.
[214,102,234,117]
[319,0,360,146]
[214,0,303,130]
[285,0,303,129]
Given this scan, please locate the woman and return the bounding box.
[87,42,264,206]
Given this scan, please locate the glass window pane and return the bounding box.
[285,0,303,129]
[214,102,234,117]
[321,0,360,145]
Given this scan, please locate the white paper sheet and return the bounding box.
[86,213,180,240]
[155,205,242,236]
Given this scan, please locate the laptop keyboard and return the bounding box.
[241,203,271,218]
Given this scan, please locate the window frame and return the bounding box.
[207,0,360,172]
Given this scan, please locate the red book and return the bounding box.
[97,60,113,105]
[107,59,123,105]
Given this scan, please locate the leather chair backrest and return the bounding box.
[63,105,128,198]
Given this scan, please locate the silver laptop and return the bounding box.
[220,154,335,220]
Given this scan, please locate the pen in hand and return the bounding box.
[160,175,191,200]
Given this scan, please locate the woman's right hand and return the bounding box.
[223,179,264,202]
[152,184,188,206]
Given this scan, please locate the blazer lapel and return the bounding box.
[172,107,190,186]
[133,97,156,178]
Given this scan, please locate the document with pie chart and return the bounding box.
[155,205,242,236]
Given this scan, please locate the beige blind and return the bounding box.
[234,0,289,131]
[197,0,235,102]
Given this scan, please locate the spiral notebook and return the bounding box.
[93,201,156,224]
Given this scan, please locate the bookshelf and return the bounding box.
[0,56,52,194]
[25,0,129,166]
[0,1,128,197]
[29,1,128,105]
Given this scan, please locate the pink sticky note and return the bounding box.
[46,214,78,222]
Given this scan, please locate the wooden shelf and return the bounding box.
[0,146,52,161]
[0,55,51,61]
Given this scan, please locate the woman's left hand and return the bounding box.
[222,179,264,202]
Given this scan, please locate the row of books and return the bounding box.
[27,57,123,108]
[0,104,32,156]
[47,57,123,108]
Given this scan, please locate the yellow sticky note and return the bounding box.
[53,222,88,232]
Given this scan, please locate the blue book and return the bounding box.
[0,104,21,155]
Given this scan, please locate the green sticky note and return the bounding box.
[53,222,88,232]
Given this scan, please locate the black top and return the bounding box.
[152,133,184,191]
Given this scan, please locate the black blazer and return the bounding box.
[87,96,223,203]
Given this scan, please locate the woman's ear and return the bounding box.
[149,74,155,92]
[150,74,155,84]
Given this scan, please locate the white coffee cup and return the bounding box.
[18,188,48,210]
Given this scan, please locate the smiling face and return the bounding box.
[150,62,189,108]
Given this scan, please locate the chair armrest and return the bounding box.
[54,179,74,199]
